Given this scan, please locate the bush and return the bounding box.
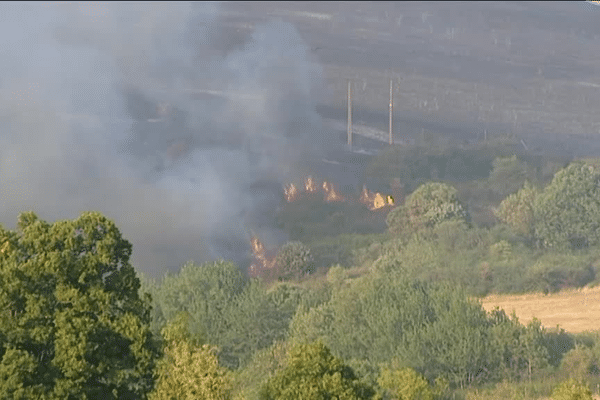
[274,241,315,281]
[258,341,379,400]
[488,155,529,197]
[560,346,599,381]
[551,379,593,400]
[524,253,595,294]
[377,367,434,400]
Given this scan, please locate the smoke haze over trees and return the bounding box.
[0,2,334,279]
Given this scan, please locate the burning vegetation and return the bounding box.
[283,175,394,210]
[304,176,318,193]
[359,184,395,211]
[248,235,277,278]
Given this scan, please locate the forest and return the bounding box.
[2,135,600,399]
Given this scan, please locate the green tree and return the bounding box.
[289,272,496,388]
[148,312,232,400]
[494,180,538,238]
[488,155,529,197]
[534,162,600,249]
[389,182,470,235]
[258,341,380,400]
[552,378,593,400]
[0,211,159,399]
[377,367,434,400]
[559,345,598,381]
[274,241,315,281]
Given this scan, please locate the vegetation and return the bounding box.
[5,141,600,399]
[274,241,315,281]
[0,211,159,399]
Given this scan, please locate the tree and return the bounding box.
[488,155,529,197]
[494,180,538,238]
[274,241,315,281]
[148,312,232,400]
[258,341,380,400]
[552,379,593,400]
[388,182,470,236]
[0,211,159,399]
[147,260,248,368]
[377,367,434,400]
[534,162,600,249]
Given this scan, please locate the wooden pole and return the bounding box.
[389,79,393,145]
[347,79,352,148]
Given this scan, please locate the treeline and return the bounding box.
[0,210,593,398]
[4,138,600,398]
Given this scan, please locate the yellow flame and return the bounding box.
[360,184,394,211]
[304,176,317,193]
[284,183,299,203]
[249,235,276,277]
[322,181,345,203]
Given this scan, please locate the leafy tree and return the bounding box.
[377,367,434,400]
[0,211,159,399]
[274,241,315,281]
[534,162,600,250]
[559,345,599,381]
[289,272,497,388]
[218,280,300,369]
[148,312,232,400]
[389,182,470,235]
[258,341,380,400]
[494,180,538,238]
[524,253,595,294]
[551,378,593,400]
[147,260,248,368]
[151,260,247,338]
[488,155,529,197]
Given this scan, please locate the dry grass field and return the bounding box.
[478,286,600,334]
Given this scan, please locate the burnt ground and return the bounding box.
[214,1,600,159]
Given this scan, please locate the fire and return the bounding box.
[282,175,393,211]
[248,235,277,278]
[360,185,395,211]
[304,176,318,193]
[322,181,345,203]
[284,183,299,203]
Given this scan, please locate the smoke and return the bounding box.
[0,2,331,279]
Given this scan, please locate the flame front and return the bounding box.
[249,235,276,277]
[360,184,394,211]
[304,176,317,193]
[322,181,345,203]
[284,183,299,203]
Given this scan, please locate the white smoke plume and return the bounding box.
[0,2,329,279]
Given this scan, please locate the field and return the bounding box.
[479,286,600,334]
[220,1,600,156]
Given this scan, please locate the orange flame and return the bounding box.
[322,181,345,203]
[284,183,299,203]
[249,235,277,278]
[304,176,318,193]
[360,184,394,211]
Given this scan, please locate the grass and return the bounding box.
[478,285,600,334]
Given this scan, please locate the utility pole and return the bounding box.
[389,79,393,145]
[347,79,353,149]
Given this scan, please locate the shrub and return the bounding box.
[551,379,593,400]
[274,241,315,281]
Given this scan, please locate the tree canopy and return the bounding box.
[258,341,380,400]
[387,182,470,236]
[0,211,159,399]
[534,161,600,249]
